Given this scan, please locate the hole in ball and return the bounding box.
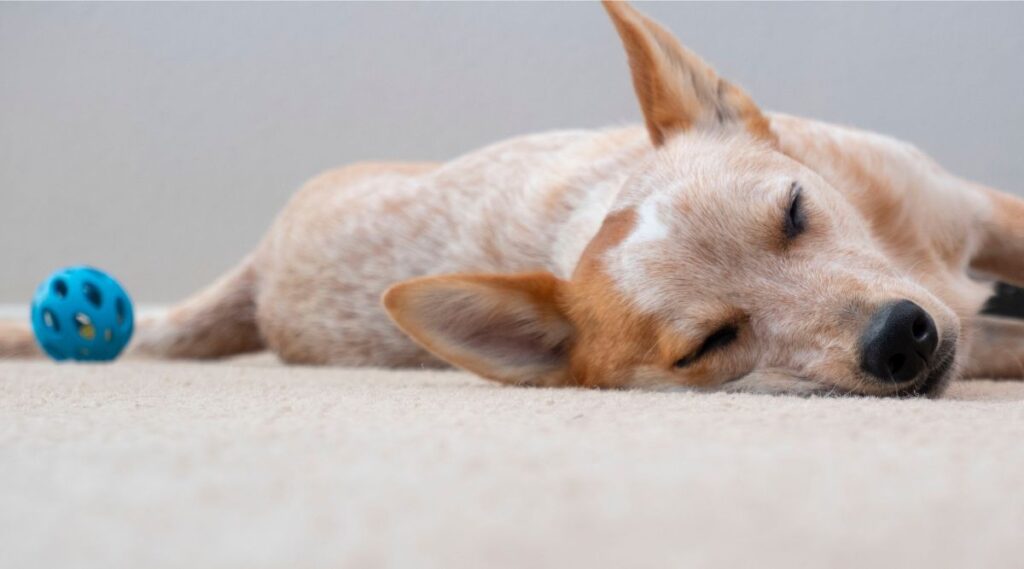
[74,313,95,340]
[52,279,68,298]
[82,282,102,308]
[115,297,127,326]
[42,309,60,332]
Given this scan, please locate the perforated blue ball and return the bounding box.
[30,266,134,361]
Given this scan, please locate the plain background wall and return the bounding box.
[2,2,1023,303]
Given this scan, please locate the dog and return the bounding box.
[4,1,1024,397]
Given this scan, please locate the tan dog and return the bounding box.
[4,1,1024,397]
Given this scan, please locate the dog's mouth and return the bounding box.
[722,332,960,398]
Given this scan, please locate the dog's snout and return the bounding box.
[859,300,939,384]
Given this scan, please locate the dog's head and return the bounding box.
[383,1,960,396]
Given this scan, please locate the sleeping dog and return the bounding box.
[5,1,1024,397]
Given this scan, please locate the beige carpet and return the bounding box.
[2,356,1024,569]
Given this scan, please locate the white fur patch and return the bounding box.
[625,195,670,246]
[602,190,679,315]
[598,193,676,315]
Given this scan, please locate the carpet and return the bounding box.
[2,356,1023,569]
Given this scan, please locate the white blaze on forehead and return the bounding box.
[623,194,670,247]
[603,193,678,315]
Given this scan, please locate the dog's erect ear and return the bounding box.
[603,0,774,146]
[383,272,575,387]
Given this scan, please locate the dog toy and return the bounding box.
[30,266,134,361]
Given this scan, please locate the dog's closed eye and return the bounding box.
[674,324,739,368]
[784,182,806,240]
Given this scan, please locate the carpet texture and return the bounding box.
[2,357,1023,569]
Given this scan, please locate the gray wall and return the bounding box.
[2,2,1022,303]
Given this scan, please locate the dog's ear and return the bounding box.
[382,272,575,386]
[603,0,774,146]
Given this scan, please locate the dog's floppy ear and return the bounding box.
[603,0,774,146]
[383,272,575,387]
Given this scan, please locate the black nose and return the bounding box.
[859,300,939,383]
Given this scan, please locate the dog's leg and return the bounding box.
[129,255,264,359]
[962,315,1024,379]
[970,187,1024,287]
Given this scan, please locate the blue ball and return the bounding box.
[30,266,134,361]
